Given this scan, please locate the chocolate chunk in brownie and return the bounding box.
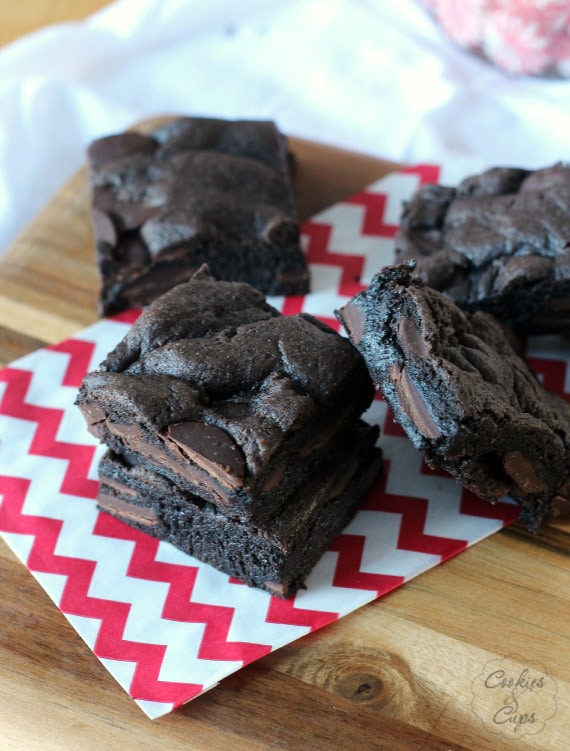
[395,164,570,334]
[77,267,377,527]
[97,419,382,598]
[336,262,570,531]
[88,117,309,315]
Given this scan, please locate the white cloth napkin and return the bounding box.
[0,0,569,254]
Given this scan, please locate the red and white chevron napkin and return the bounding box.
[3,165,566,719]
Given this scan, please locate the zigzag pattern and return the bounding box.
[363,468,469,559]
[280,165,442,327]
[0,367,98,498]
[344,192,397,237]
[0,474,204,706]
[328,533,405,594]
[266,593,338,632]
[2,166,557,720]
[302,221,367,298]
[95,512,273,666]
[48,339,97,388]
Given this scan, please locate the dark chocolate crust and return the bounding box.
[97,421,383,598]
[78,267,376,525]
[395,164,570,334]
[336,263,570,531]
[88,117,310,314]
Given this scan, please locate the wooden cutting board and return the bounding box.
[0,120,568,751]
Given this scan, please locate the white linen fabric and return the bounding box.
[0,0,568,253]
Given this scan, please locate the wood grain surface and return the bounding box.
[0,0,113,48]
[0,120,569,751]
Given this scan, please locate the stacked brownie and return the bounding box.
[88,117,310,315]
[77,267,383,597]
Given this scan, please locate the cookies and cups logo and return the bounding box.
[471,655,557,739]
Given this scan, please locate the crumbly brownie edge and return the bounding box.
[336,263,570,530]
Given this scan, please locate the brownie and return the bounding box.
[395,164,570,333]
[336,263,570,531]
[97,420,382,598]
[78,266,375,525]
[77,267,383,594]
[88,117,309,315]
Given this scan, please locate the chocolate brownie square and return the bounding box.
[77,267,383,595]
[96,418,382,598]
[78,266,376,526]
[88,117,309,315]
[395,164,570,333]
[336,263,570,531]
